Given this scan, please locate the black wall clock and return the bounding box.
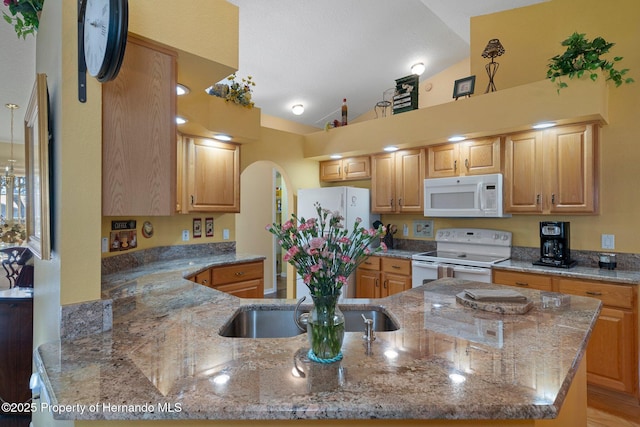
[78,0,128,102]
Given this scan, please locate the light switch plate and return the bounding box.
[101,237,108,253]
[223,229,230,240]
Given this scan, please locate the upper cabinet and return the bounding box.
[427,137,501,178]
[504,123,598,214]
[319,156,370,182]
[371,148,425,214]
[179,135,240,213]
[102,36,177,216]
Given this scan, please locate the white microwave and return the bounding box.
[423,173,509,217]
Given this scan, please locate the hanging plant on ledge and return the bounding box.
[207,73,256,109]
[546,32,634,92]
[2,0,43,39]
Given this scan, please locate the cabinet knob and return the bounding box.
[383,280,388,289]
[536,194,541,205]
[585,291,602,296]
[551,193,556,204]
[235,271,245,276]
[191,195,194,205]
[454,160,457,172]
[375,279,379,288]
[464,158,469,169]
[515,282,529,287]
[391,265,401,269]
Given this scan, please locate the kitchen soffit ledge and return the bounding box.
[303,77,608,160]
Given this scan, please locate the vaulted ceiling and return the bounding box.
[0,0,546,149]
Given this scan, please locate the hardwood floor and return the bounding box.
[587,385,640,426]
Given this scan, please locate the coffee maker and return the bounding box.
[533,221,577,268]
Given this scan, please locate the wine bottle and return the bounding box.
[341,98,348,126]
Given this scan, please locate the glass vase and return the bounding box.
[307,293,345,361]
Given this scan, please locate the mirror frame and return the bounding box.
[24,73,51,260]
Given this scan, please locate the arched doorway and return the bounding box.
[236,161,294,297]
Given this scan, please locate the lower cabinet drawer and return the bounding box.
[557,279,634,309]
[381,257,411,276]
[492,270,553,291]
[359,256,381,271]
[211,261,263,285]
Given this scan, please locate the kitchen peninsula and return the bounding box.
[34,258,600,426]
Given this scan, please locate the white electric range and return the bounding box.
[411,228,512,286]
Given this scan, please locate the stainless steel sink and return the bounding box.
[219,305,399,338]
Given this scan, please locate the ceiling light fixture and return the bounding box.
[176,116,187,125]
[383,146,399,152]
[411,62,425,76]
[448,135,466,142]
[213,134,232,142]
[291,104,304,115]
[330,154,342,159]
[176,84,190,96]
[532,122,556,129]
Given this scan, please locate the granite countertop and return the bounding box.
[0,287,33,300]
[494,259,640,286]
[35,256,601,422]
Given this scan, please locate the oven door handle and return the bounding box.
[452,265,491,274]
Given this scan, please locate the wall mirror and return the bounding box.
[24,73,51,260]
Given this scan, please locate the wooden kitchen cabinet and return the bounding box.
[504,123,598,214]
[494,269,638,397]
[492,269,553,291]
[427,137,501,178]
[319,156,370,182]
[103,36,177,216]
[181,135,240,213]
[0,296,33,413]
[189,260,264,298]
[356,256,411,298]
[371,148,425,213]
[557,278,636,395]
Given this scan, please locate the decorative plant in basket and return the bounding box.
[2,0,43,38]
[266,203,385,362]
[546,32,634,92]
[208,73,256,109]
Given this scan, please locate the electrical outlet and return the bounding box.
[223,229,230,240]
[403,224,409,237]
[101,237,108,253]
[182,230,190,241]
[601,234,615,250]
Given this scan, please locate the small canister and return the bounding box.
[598,253,617,270]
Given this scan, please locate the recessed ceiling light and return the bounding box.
[330,154,342,159]
[448,135,466,142]
[532,122,556,129]
[213,134,232,142]
[176,116,187,125]
[383,146,399,152]
[291,104,304,115]
[411,62,425,76]
[176,84,190,96]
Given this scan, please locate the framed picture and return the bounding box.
[25,73,51,260]
[452,75,476,100]
[205,217,214,237]
[193,218,202,238]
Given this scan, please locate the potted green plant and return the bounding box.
[546,32,634,91]
[2,0,43,38]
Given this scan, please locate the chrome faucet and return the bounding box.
[294,296,309,331]
[361,313,375,342]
